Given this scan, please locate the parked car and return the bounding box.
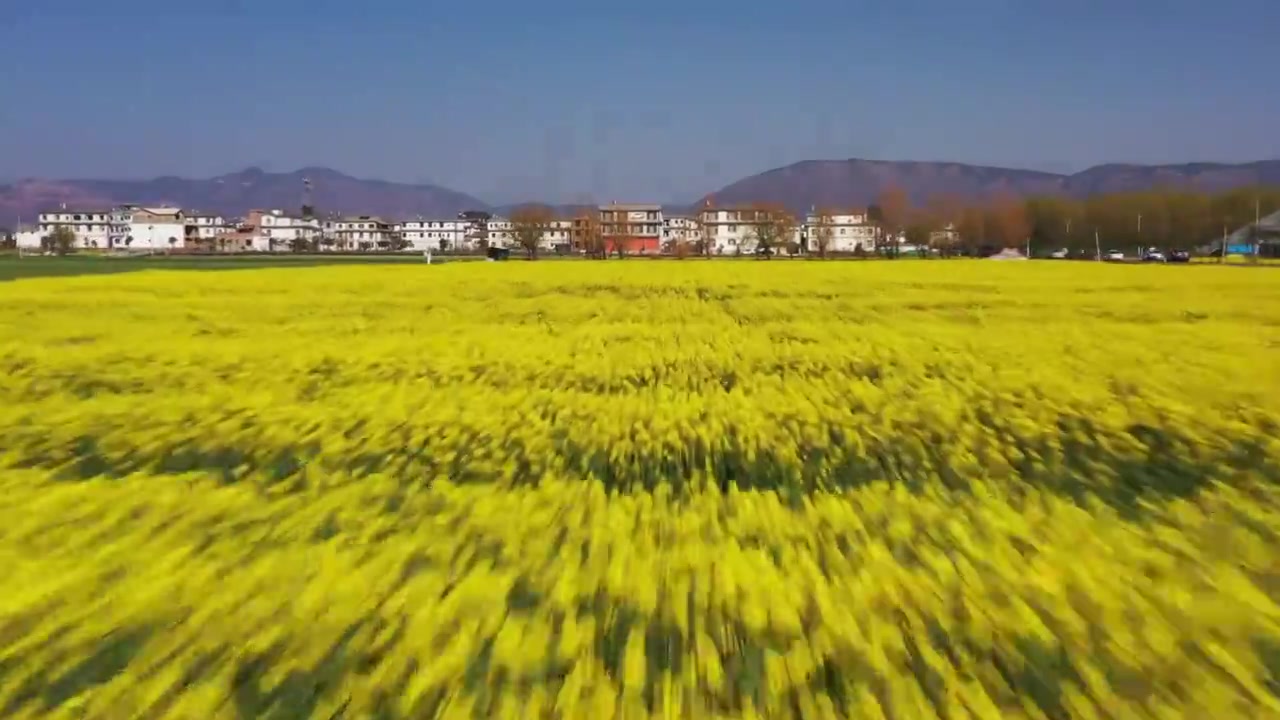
[1168,250,1191,263]
[1105,250,1125,261]
[1142,249,1167,262]
[485,246,511,261]
[1049,248,1069,259]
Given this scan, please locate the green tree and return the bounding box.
[1025,195,1083,252]
[47,226,77,255]
[903,222,932,255]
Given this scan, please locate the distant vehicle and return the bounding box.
[755,246,775,257]
[1168,250,1191,263]
[1142,250,1166,262]
[1105,250,1125,261]
[1049,248,1069,259]
[485,246,511,261]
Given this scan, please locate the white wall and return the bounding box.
[127,221,186,249]
[398,220,468,251]
[15,230,43,249]
[187,217,228,241]
[254,215,320,250]
[37,213,114,248]
[804,213,878,253]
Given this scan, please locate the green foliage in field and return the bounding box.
[0,262,1278,718]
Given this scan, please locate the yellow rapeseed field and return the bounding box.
[0,260,1278,719]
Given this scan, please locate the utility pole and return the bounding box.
[1255,196,1262,264]
[1221,221,1228,263]
[1137,213,1143,254]
[1094,228,1101,261]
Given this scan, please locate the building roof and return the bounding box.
[600,203,661,211]
[40,208,113,215]
[1216,209,1280,247]
[135,207,184,218]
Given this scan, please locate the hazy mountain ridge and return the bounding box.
[699,159,1280,212]
[4,160,1279,227]
[0,168,488,227]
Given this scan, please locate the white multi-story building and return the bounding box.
[125,206,187,250]
[184,213,230,246]
[533,219,574,252]
[398,219,469,251]
[457,211,492,250]
[663,216,703,249]
[802,210,879,253]
[325,216,397,250]
[36,207,117,249]
[473,216,574,253]
[485,218,514,248]
[253,210,321,251]
[698,205,802,255]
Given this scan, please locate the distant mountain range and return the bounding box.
[4,159,1279,227]
[0,167,486,227]
[696,159,1280,211]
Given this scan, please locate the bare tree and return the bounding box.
[876,185,911,257]
[988,191,1031,251]
[811,207,836,259]
[575,209,606,259]
[743,203,797,259]
[923,194,964,257]
[698,199,716,257]
[509,204,555,260]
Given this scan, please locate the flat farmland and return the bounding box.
[0,261,1278,719]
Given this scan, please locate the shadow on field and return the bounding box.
[16,414,1277,518]
[0,255,450,281]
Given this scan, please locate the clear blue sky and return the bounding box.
[3,0,1278,204]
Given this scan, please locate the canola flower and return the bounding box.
[0,260,1278,719]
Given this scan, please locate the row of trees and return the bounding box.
[873,185,1280,256]
[505,185,1278,261]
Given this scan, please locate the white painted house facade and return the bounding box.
[184,213,230,245]
[252,211,321,251]
[398,219,469,251]
[698,206,802,255]
[325,216,396,250]
[663,216,703,247]
[36,208,119,249]
[125,207,187,250]
[803,210,879,253]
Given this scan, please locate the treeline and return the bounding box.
[881,185,1280,254]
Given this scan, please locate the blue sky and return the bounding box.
[2,0,1278,203]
